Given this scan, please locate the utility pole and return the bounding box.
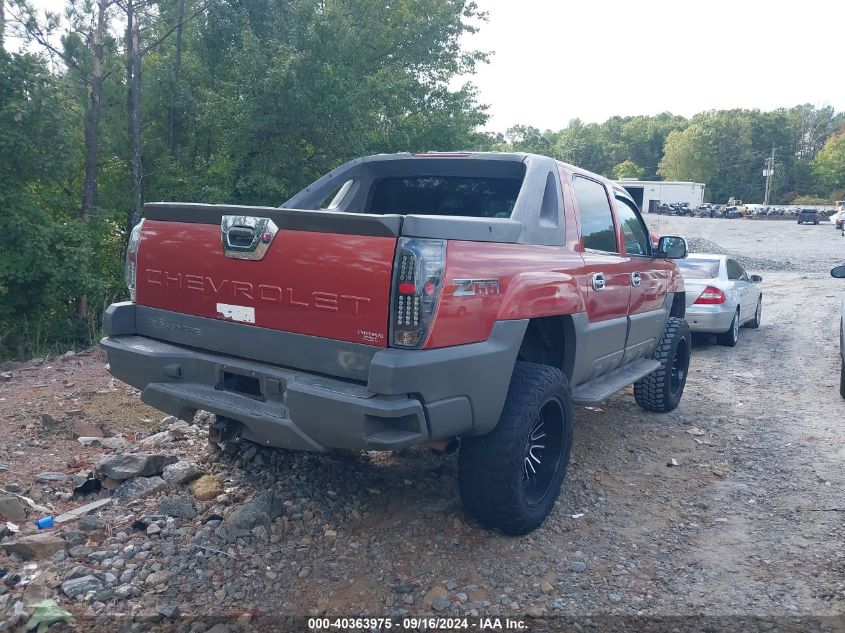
[763,147,776,206]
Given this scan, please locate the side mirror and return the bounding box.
[831,265,845,279]
[655,235,687,259]
[750,274,763,283]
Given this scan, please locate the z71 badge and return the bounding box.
[452,278,500,297]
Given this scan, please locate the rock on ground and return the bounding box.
[1,533,66,560]
[189,475,223,501]
[162,460,203,485]
[0,495,26,521]
[159,495,197,519]
[79,515,106,532]
[144,571,172,587]
[138,430,173,447]
[226,489,273,534]
[96,453,177,480]
[112,476,167,499]
[61,575,102,597]
[34,472,68,483]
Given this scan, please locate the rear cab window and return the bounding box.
[368,176,523,218]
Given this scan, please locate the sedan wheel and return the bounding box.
[717,310,740,347]
[748,298,762,329]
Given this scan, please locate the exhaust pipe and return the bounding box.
[426,438,459,455]
[209,416,241,444]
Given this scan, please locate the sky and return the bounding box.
[9,0,843,133]
[456,0,843,132]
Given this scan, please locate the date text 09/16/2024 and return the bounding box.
[307,617,528,630]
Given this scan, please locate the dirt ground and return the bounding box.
[0,216,843,630]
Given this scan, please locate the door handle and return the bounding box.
[592,272,606,291]
[631,272,641,287]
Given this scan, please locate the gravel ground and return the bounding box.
[647,214,844,273]
[0,217,843,631]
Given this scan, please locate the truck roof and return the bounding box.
[281,152,629,247]
[333,151,622,195]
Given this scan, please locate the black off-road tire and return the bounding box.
[458,362,573,535]
[717,309,740,347]
[747,297,762,329]
[634,317,691,413]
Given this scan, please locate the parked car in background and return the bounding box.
[829,209,844,231]
[797,208,819,225]
[832,263,845,398]
[676,254,762,347]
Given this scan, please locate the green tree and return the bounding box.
[142,0,489,205]
[552,119,607,174]
[498,125,555,155]
[0,51,94,356]
[611,160,645,180]
[658,124,715,184]
[812,131,845,197]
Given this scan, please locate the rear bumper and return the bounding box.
[685,304,735,334]
[102,303,526,451]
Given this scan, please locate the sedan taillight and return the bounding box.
[390,238,446,348]
[694,285,726,305]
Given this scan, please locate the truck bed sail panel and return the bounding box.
[400,215,524,243]
[143,203,403,238]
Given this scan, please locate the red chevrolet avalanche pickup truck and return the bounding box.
[103,152,690,534]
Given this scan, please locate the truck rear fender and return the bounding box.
[495,271,584,321]
[425,242,586,348]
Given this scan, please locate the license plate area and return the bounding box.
[218,368,264,401]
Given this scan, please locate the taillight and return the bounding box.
[390,238,446,348]
[693,285,726,305]
[125,219,144,301]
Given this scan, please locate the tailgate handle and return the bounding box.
[221,215,278,261]
[227,226,256,247]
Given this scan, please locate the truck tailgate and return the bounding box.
[135,205,399,347]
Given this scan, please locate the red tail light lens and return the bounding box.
[693,285,726,305]
[390,238,446,348]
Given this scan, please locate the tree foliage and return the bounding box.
[492,106,843,205]
[812,131,845,198]
[611,160,646,180]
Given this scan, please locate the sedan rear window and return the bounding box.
[368,176,523,218]
[677,258,720,279]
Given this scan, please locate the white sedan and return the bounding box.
[676,254,763,347]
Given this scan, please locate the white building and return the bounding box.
[614,179,706,213]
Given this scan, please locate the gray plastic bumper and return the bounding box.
[101,303,526,451]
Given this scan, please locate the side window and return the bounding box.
[572,176,618,253]
[726,259,743,280]
[614,196,651,257]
